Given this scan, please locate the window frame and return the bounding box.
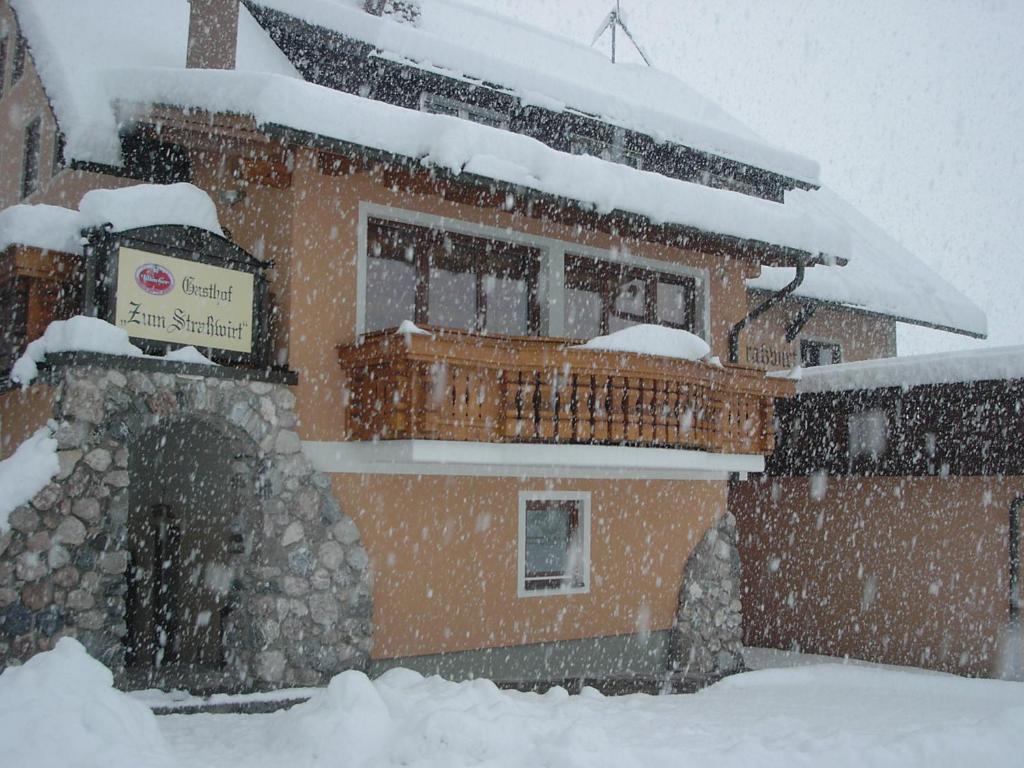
[11,31,24,83]
[20,115,41,200]
[800,337,842,367]
[847,408,890,473]
[0,35,8,99]
[517,490,591,598]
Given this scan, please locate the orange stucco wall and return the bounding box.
[0,382,54,459]
[742,294,898,369]
[735,475,1024,677]
[334,473,726,659]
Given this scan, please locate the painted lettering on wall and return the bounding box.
[115,246,254,353]
[745,344,797,369]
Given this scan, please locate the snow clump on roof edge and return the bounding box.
[0,183,225,255]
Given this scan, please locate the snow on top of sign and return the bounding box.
[749,187,987,337]
[791,344,1024,394]
[78,183,224,236]
[0,183,225,255]
[0,425,59,534]
[578,324,711,361]
[102,67,847,258]
[11,316,144,387]
[9,0,299,166]
[250,0,819,183]
[0,204,84,254]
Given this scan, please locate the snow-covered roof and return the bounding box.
[792,344,1024,394]
[248,0,820,184]
[107,68,844,257]
[10,0,299,166]
[10,0,841,258]
[749,188,987,338]
[0,183,225,254]
[11,0,981,331]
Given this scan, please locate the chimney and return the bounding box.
[187,0,239,70]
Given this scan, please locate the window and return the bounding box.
[420,93,508,130]
[518,491,590,596]
[21,117,41,200]
[11,32,25,83]
[564,253,698,339]
[0,278,27,381]
[800,339,841,367]
[848,409,888,471]
[569,128,643,170]
[365,219,540,335]
[0,36,8,99]
[52,128,65,175]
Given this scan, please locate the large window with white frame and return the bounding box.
[518,490,590,597]
[360,208,708,344]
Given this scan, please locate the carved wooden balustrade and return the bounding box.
[338,328,794,455]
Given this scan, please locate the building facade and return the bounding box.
[0,0,986,690]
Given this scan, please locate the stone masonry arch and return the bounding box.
[0,357,373,691]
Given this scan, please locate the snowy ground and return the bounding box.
[3,640,1024,768]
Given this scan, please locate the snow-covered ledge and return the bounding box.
[302,440,764,480]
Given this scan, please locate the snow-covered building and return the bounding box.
[0,0,986,690]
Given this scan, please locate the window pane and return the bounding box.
[365,256,416,332]
[21,118,40,200]
[607,314,639,333]
[613,276,646,316]
[483,273,528,335]
[525,504,572,579]
[657,281,689,327]
[849,410,888,460]
[428,266,477,330]
[565,287,602,338]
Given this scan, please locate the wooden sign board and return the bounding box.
[91,225,270,366]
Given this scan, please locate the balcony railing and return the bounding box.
[338,328,794,455]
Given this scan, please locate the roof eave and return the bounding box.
[746,286,988,339]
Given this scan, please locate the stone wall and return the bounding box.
[0,357,373,690]
[668,511,744,684]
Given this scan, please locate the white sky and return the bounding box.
[463,0,1024,355]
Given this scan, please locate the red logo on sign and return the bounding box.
[134,263,175,296]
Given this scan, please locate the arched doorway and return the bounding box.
[125,418,257,686]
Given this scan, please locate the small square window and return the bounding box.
[419,92,508,130]
[801,339,842,367]
[518,491,590,597]
[848,409,888,470]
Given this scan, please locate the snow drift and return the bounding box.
[0,638,174,768]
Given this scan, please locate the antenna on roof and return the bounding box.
[591,1,653,66]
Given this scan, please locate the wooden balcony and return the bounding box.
[338,328,794,456]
